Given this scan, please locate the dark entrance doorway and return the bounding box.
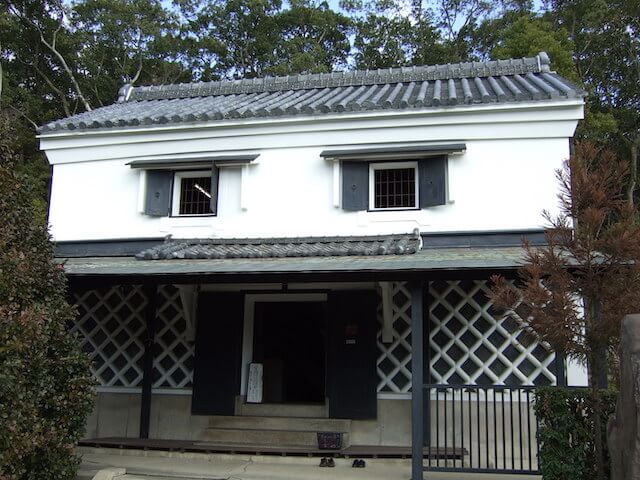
[253,301,326,404]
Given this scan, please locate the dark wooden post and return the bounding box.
[139,285,158,439]
[423,283,431,447]
[410,280,425,480]
[555,351,567,388]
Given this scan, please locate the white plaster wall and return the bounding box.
[43,104,581,242]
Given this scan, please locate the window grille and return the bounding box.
[373,167,416,209]
[178,175,211,215]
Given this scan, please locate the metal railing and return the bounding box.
[423,384,539,475]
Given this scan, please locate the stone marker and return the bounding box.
[607,314,640,480]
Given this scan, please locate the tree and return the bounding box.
[544,0,640,203]
[0,110,95,479]
[191,0,282,79]
[486,15,578,82]
[271,0,352,75]
[342,0,447,69]
[71,0,192,107]
[490,141,640,479]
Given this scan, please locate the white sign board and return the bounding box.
[247,363,263,403]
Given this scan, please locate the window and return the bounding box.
[171,171,214,216]
[369,162,418,210]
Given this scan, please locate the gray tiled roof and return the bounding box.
[40,52,584,133]
[136,232,421,260]
[57,246,527,277]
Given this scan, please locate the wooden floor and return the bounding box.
[80,437,466,459]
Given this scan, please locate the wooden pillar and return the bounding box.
[410,281,425,480]
[555,351,567,388]
[139,285,158,439]
[423,283,431,447]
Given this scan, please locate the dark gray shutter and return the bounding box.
[210,163,219,215]
[326,290,379,419]
[418,156,447,208]
[144,170,172,216]
[341,161,369,211]
[192,292,244,415]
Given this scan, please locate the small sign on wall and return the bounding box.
[247,363,263,403]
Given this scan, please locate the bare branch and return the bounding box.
[37,25,92,112]
[6,105,39,130]
[32,59,71,117]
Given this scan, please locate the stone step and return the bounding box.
[208,415,351,432]
[199,427,350,448]
[238,402,327,418]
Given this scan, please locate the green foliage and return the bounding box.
[490,15,578,82]
[534,387,617,480]
[0,111,95,480]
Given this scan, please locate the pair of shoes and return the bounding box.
[351,459,366,468]
[319,457,335,467]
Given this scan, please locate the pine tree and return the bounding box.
[491,141,640,479]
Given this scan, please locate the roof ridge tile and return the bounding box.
[120,53,552,103]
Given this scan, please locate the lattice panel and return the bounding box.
[377,282,413,393]
[429,280,556,386]
[71,285,148,387]
[153,285,194,388]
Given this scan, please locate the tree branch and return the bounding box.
[32,59,71,117]
[6,104,39,130]
[37,23,92,112]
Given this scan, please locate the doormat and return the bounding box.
[317,432,342,450]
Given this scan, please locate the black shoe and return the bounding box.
[327,458,335,467]
[357,459,366,468]
[319,457,328,467]
[352,459,359,468]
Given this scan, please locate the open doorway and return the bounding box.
[252,301,326,404]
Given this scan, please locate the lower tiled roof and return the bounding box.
[136,233,421,260]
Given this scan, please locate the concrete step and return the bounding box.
[207,415,351,433]
[238,402,327,418]
[75,469,99,480]
[199,427,350,448]
[123,476,209,480]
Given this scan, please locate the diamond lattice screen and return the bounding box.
[376,281,556,392]
[377,282,413,393]
[72,285,148,387]
[153,285,194,388]
[72,285,194,389]
[429,280,556,386]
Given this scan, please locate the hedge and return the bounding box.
[534,387,617,480]
[0,114,95,479]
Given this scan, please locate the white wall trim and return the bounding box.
[95,386,193,396]
[240,293,328,396]
[377,392,411,400]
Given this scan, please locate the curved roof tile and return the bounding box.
[40,52,584,133]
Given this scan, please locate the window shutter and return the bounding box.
[210,163,219,215]
[341,161,369,211]
[418,156,447,208]
[144,170,172,216]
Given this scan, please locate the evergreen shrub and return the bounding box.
[534,387,617,480]
[0,113,95,480]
